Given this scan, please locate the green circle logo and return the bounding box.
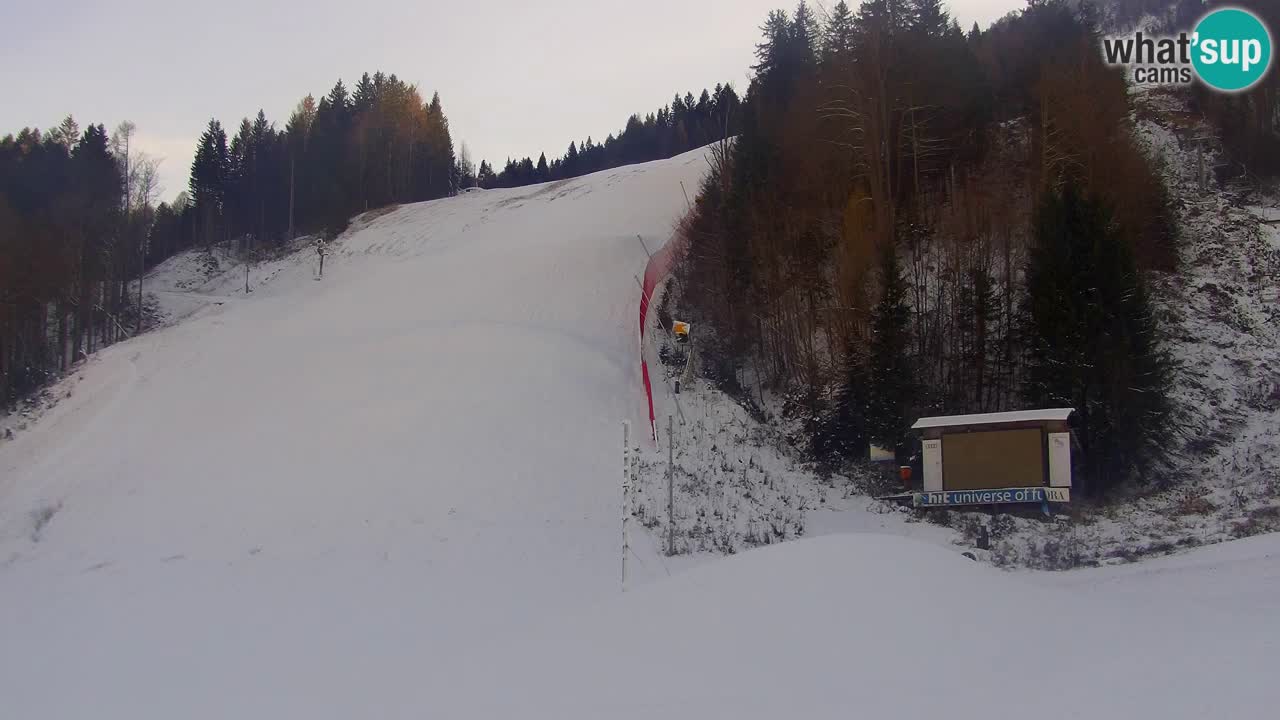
[1192,8,1273,92]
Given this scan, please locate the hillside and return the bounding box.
[0,148,712,716]
[1,141,1278,717]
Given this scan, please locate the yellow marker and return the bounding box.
[672,320,690,338]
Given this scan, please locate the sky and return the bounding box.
[1,0,1026,202]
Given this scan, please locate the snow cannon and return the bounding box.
[672,320,690,344]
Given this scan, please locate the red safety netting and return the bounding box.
[637,235,685,442]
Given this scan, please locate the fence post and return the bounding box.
[622,421,630,592]
[667,414,675,556]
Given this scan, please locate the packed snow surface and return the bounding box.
[1,147,1276,718]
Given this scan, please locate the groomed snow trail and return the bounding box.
[0,149,712,718]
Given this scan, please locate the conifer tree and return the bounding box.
[791,1,820,61]
[477,160,496,188]
[286,95,316,240]
[905,0,950,37]
[564,141,579,176]
[189,119,228,248]
[823,1,858,59]
[817,342,872,460]
[1023,181,1172,494]
[51,115,80,151]
[866,241,916,458]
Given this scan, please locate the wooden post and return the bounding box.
[667,414,675,556]
[622,422,630,592]
[136,249,144,336]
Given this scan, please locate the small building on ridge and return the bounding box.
[909,408,1074,508]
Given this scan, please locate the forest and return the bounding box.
[478,84,742,189]
[669,0,1278,495]
[0,71,460,403]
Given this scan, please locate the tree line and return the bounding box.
[174,70,459,257]
[1,119,160,402]
[672,0,1192,495]
[1,70,459,405]
[476,84,742,189]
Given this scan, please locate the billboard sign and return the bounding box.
[913,486,1070,507]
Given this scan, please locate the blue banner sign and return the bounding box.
[914,487,1070,507]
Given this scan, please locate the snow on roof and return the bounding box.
[911,407,1074,430]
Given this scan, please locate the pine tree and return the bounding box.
[791,1,820,62]
[905,0,949,37]
[51,115,80,152]
[1023,182,1172,495]
[816,340,872,460]
[352,72,376,112]
[69,124,122,358]
[477,160,497,188]
[189,119,228,248]
[855,0,903,36]
[866,241,916,458]
[308,80,353,229]
[227,118,251,242]
[424,91,455,197]
[536,152,549,181]
[754,9,792,77]
[823,1,858,59]
[564,141,579,176]
[285,94,316,240]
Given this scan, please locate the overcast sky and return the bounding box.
[1,0,1024,201]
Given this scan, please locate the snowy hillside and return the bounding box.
[1,145,1277,718]
[0,149,713,717]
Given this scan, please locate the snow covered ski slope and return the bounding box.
[0,148,713,717]
[1,146,1277,718]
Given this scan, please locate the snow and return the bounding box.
[1,144,1277,718]
[431,533,1280,719]
[0,150,712,718]
[133,234,325,327]
[911,407,1074,430]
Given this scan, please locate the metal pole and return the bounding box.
[667,414,675,556]
[622,421,630,592]
[137,245,145,336]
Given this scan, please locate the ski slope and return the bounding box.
[1,147,1277,718]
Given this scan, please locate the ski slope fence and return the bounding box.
[638,233,685,443]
